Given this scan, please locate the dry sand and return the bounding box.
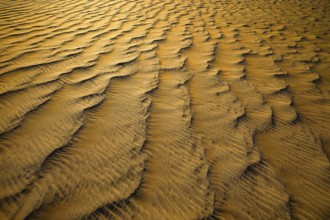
[0,0,329,219]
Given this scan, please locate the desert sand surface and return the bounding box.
[0,0,329,219]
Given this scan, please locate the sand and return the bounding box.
[0,0,329,219]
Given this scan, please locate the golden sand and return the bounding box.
[0,0,329,219]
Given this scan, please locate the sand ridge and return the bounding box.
[0,0,329,219]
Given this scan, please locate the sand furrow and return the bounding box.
[20,70,155,220]
[212,1,330,219]
[122,69,213,220]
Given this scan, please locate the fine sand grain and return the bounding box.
[0,0,329,219]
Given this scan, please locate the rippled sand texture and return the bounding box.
[0,0,329,219]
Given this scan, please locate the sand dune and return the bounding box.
[0,0,329,219]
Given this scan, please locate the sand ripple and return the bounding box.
[0,0,329,219]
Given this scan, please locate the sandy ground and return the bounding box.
[0,0,329,219]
